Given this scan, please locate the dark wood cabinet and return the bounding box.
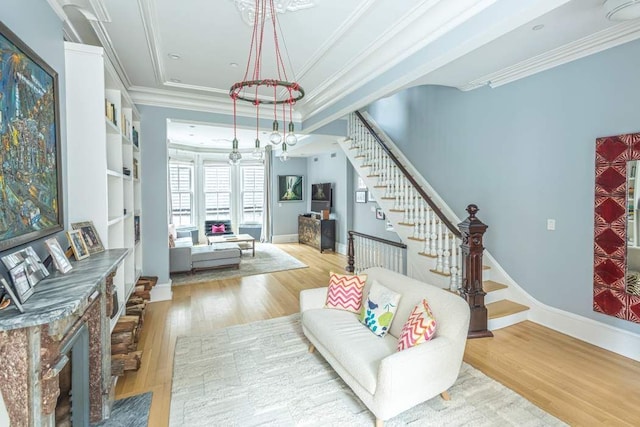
[298,215,336,253]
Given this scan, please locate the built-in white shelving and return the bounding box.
[64,42,143,324]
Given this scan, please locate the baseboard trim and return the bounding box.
[528,302,640,362]
[272,234,299,244]
[336,242,347,255]
[150,281,172,302]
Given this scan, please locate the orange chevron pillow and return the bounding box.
[397,299,437,351]
[324,272,367,313]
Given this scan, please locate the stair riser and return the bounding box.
[487,310,529,331]
[484,288,508,305]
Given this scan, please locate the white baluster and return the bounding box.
[443,231,451,275]
[419,201,425,240]
[436,219,444,272]
[450,236,459,292]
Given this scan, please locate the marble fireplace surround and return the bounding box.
[0,250,127,426]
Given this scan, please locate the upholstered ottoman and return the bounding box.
[191,243,241,271]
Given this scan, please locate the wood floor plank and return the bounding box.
[115,243,640,426]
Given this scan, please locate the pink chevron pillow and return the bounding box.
[324,272,367,313]
[211,224,225,233]
[397,299,437,351]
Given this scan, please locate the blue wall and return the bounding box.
[271,156,307,237]
[0,1,68,274]
[368,38,640,334]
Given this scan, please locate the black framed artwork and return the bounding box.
[278,175,303,202]
[0,21,64,251]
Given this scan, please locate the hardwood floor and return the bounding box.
[115,243,640,426]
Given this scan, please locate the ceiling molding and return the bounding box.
[45,0,68,21]
[292,0,377,83]
[129,86,303,121]
[459,19,640,91]
[301,0,496,118]
[137,0,164,86]
[163,81,229,95]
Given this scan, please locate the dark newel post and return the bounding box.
[458,204,493,339]
[346,231,355,273]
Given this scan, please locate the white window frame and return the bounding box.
[240,164,264,225]
[168,160,194,226]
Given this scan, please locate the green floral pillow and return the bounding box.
[360,280,401,337]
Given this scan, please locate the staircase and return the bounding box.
[343,111,529,332]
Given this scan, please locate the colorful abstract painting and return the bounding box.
[0,23,63,250]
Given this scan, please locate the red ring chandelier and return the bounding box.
[228,0,305,164]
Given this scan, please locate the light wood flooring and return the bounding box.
[115,243,640,426]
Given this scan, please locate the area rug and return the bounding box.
[93,392,152,427]
[169,315,565,426]
[170,243,307,285]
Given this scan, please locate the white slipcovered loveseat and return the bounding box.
[300,267,470,425]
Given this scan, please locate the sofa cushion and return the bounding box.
[325,272,367,313]
[360,280,401,337]
[302,308,397,395]
[397,299,437,351]
[211,224,226,234]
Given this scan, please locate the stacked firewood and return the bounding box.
[111,276,157,376]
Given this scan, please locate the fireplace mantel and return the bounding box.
[0,249,128,426]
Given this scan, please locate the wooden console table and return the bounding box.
[298,215,336,253]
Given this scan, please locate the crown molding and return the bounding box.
[459,19,640,91]
[137,0,164,86]
[163,81,229,95]
[45,0,68,21]
[300,0,496,119]
[129,86,303,121]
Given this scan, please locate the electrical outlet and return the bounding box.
[547,219,556,231]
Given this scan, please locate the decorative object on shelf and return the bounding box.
[0,22,64,251]
[228,0,305,164]
[8,264,34,304]
[376,208,385,220]
[132,127,139,148]
[67,230,90,261]
[134,216,141,243]
[0,277,23,313]
[1,247,49,288]
[278,175,303,202]
[355,190,367,203]
[133,158,139,179]
[71,221,105,254]
[44,237,73,273]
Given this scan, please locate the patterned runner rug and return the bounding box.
[171,243,307,285]
[170,314,565,426]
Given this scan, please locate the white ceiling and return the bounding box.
[50,0,640,155]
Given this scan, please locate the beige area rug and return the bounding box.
[169,314,566,426]
[170,243,307,285]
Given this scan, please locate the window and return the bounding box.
[204,164,231,220]
[241,165,264,224]
[169,161,193,226]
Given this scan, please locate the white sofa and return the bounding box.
[300,267,470,425]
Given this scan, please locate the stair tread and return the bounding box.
[484,280,508,293]
[487,300,529,319]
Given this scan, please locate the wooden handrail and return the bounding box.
[354,111,461,238]
[346,230,407,273]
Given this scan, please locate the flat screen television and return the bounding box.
[311,183,332,213]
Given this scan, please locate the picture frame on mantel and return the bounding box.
[44,237,73,274]
[0,277,24,313]
[0,22,64,251]
[66,230,90,261]
[71,221,104,254]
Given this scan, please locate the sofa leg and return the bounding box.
[308,344,315,353]
[440,391,451,401]
[375,418,384,427]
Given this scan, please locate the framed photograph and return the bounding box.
[355,190,367,203]
[357,177,366,189]
[368,191,376,203]
[71,221,104,254]
[45,237,72,273]
[376,208,386,220]
[0,277,24,313]
[278,175,303,202]
[1,247,49,289]
[9,264,34,304]
[66,230,90,261]
[0,22,64,251]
